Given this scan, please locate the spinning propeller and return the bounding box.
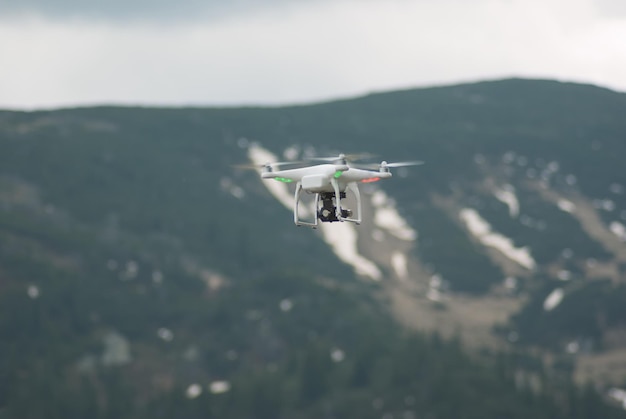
[306,153,377,165]
[233,161,302,172]
[233,153,423,174]
[354,160,424,171]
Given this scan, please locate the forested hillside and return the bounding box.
[1,78,626,418]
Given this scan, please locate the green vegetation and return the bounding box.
[508,280,626,351]
[1,79,626,417]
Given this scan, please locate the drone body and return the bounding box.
[261,161,392,227]
[261,163,391,192]
[244,154,422,228]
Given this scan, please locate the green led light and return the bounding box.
[333,170,343,179]
[275,177,293,183]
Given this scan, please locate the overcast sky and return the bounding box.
[1,0,625,109]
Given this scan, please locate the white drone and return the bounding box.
[240,153,423,228]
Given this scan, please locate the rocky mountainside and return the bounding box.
[1,78,626,418]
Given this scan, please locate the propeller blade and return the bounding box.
[233,161,303,170]
[385,161,425,168]
[307,152,377,163]
[233,163,262,170]
[352,160,425,170]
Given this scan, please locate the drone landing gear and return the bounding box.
[293,180,362,227]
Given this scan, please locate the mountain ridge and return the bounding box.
[3,77,624,113]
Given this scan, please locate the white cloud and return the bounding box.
[1,0,625,109]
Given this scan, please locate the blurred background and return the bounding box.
[2,1,626,418]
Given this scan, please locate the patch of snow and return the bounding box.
[561,248,573,259]
[502,151,516,164]
[593,199,615,212]
[330,348,345,363]
[372,398,385,410]
[459,208,536,270]
[302,145,317,159]
[469,94,485,105]
[430,274,443,289]
[504,277,517,291]
[543,288,564,311]
[427,288,443,302]
[283,145,299,161]
[157,328,174,342]
[371,229,385,242]
[566,341,580,354]
[76,355,97,374]
[547,161,559,172]
[101,330,132,366]
[375,207,417,239]
[608,388,626,410]
[518,215,545,231]
[494,184,519,218]
[370,190,417,241]
[610,221,626,242]
[541,173,553,183]
[226,350,238,361]
[120,260,139,281]
[565,174,577,186]
[557,199,576,213]
[230,186,245,199]
[183,346,200,362]
[209,381,231,394]
[370,189,388,206]
[27,285,40,299]
[391,252,408,280]
[319,223,382,280]
[220,177,245,199]
[200,270,225,291]
[246,309,262,321]
[186,384,203,399]
[557,270,572,281]
[610,183,624,195]
[152,270,164,284]
[279,298,293,312]
[44,204,56,215]
[237,137,249,148]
